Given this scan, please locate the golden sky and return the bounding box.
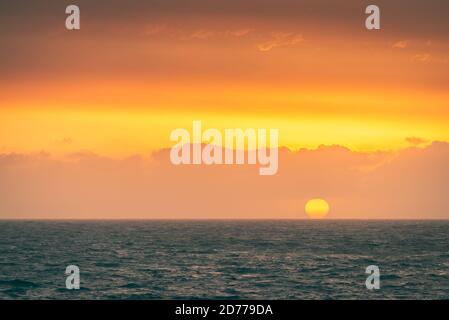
[1,0,449,155]
[1,0,448,218]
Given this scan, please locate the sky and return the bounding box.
[1,0,448,218]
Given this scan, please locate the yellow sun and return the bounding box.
[305,199,330,219]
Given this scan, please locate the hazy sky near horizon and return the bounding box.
[1,0,448,218]
[1,142,449,219]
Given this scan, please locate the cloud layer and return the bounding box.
[1,142,448,219]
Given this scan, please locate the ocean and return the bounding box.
[0,220,448,299]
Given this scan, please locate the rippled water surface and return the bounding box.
[0,221,448,299]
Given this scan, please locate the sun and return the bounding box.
[305,199,330,219]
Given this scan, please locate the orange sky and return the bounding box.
[1,0,448,218]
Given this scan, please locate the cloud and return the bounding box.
[411,53,431,62]
[257,32,303,52]
[1,142,449,219]
[190,30,215,40]
[405,137,428,146]
[0,151,50,167]
[3,0,449,41]
[189,28,252,40]
[392,40,409,49]
[226,29,253,38]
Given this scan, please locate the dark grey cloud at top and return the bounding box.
[0,0,448,39]
[0,0,448,89]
